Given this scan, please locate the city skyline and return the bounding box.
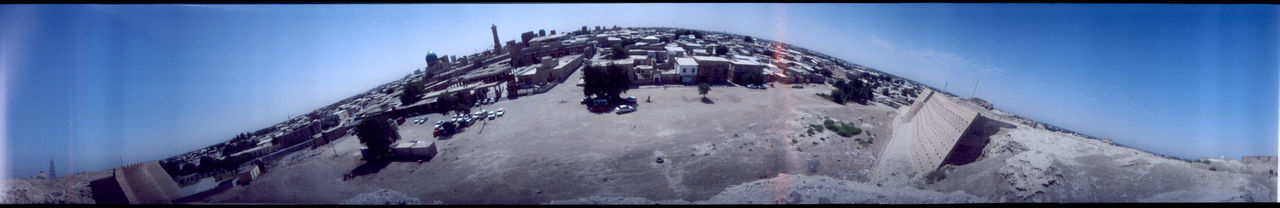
[2,3,1276,179]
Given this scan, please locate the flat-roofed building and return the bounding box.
[665,46,687,57]
[675,57,698,84]
[730,59,766,84]
[692,56,732,83]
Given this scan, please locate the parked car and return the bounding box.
[624,96,637,104]
[615,105,636,114]
[581,97,591,105]
[589,105,610,112]
[746,84,756,89]
[496,108,504,117]
[487,112,496,120]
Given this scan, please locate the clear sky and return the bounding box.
[2,4,1276,179]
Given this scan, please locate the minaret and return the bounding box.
[48,159,56,178]
[491,24,501,52]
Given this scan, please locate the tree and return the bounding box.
[901,88,918,98]
[737,71,766,86]
[436,91,471,115]
[595,26,601,31]
[180,163,197,174]
[399,81,424,106]
[744,36,754,43]
[828,78,873,104]
[539,29,546,37]
[521,31,536,46]
[356,114,399,160]
[698,82,711,98]
[474,87,490,101]
[581,26,588,34]
[582,64,632,104]
[714,45,729,56]
[610,43,627,59]
[506,79,520,99]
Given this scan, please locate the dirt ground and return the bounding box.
[1,169,113,204]
[200,67,901,204]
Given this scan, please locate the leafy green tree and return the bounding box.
[611,43,627,59]
[538,29,546,37]
[436,91,471,115]
[356,114,399,160]
[399,81,424,106]
[744,36,754,43]
[582,64,631,103]
[698,82,711,98]
[714,45,729,56]
[506,80,520,99]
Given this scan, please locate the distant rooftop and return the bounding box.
[675,57,698,66]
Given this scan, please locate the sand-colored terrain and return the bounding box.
[7,63,1273,204]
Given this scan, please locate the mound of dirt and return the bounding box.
[339,189,422,205]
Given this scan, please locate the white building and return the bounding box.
[675,57,699,84]
[665,46,687,57]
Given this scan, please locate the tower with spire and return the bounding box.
[492,24,502,52]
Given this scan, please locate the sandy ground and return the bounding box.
[194,68,1277,204]
[199,67,913,204]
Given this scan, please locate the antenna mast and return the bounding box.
[971,78,980,98]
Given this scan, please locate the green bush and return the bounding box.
[809,124,824,132]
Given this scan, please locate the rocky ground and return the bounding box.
[0,169,113,204]
[920,105,1277,203]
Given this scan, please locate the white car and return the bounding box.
[615,105,636,114]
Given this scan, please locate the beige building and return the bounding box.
[692,56,732,83]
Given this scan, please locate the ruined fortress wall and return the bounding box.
[108,161,182,204]
[905,89,980,172]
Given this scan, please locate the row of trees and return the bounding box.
[582,63,632,104]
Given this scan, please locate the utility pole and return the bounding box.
[971,78,980,98]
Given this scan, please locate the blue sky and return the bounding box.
[2,4,1276,178]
